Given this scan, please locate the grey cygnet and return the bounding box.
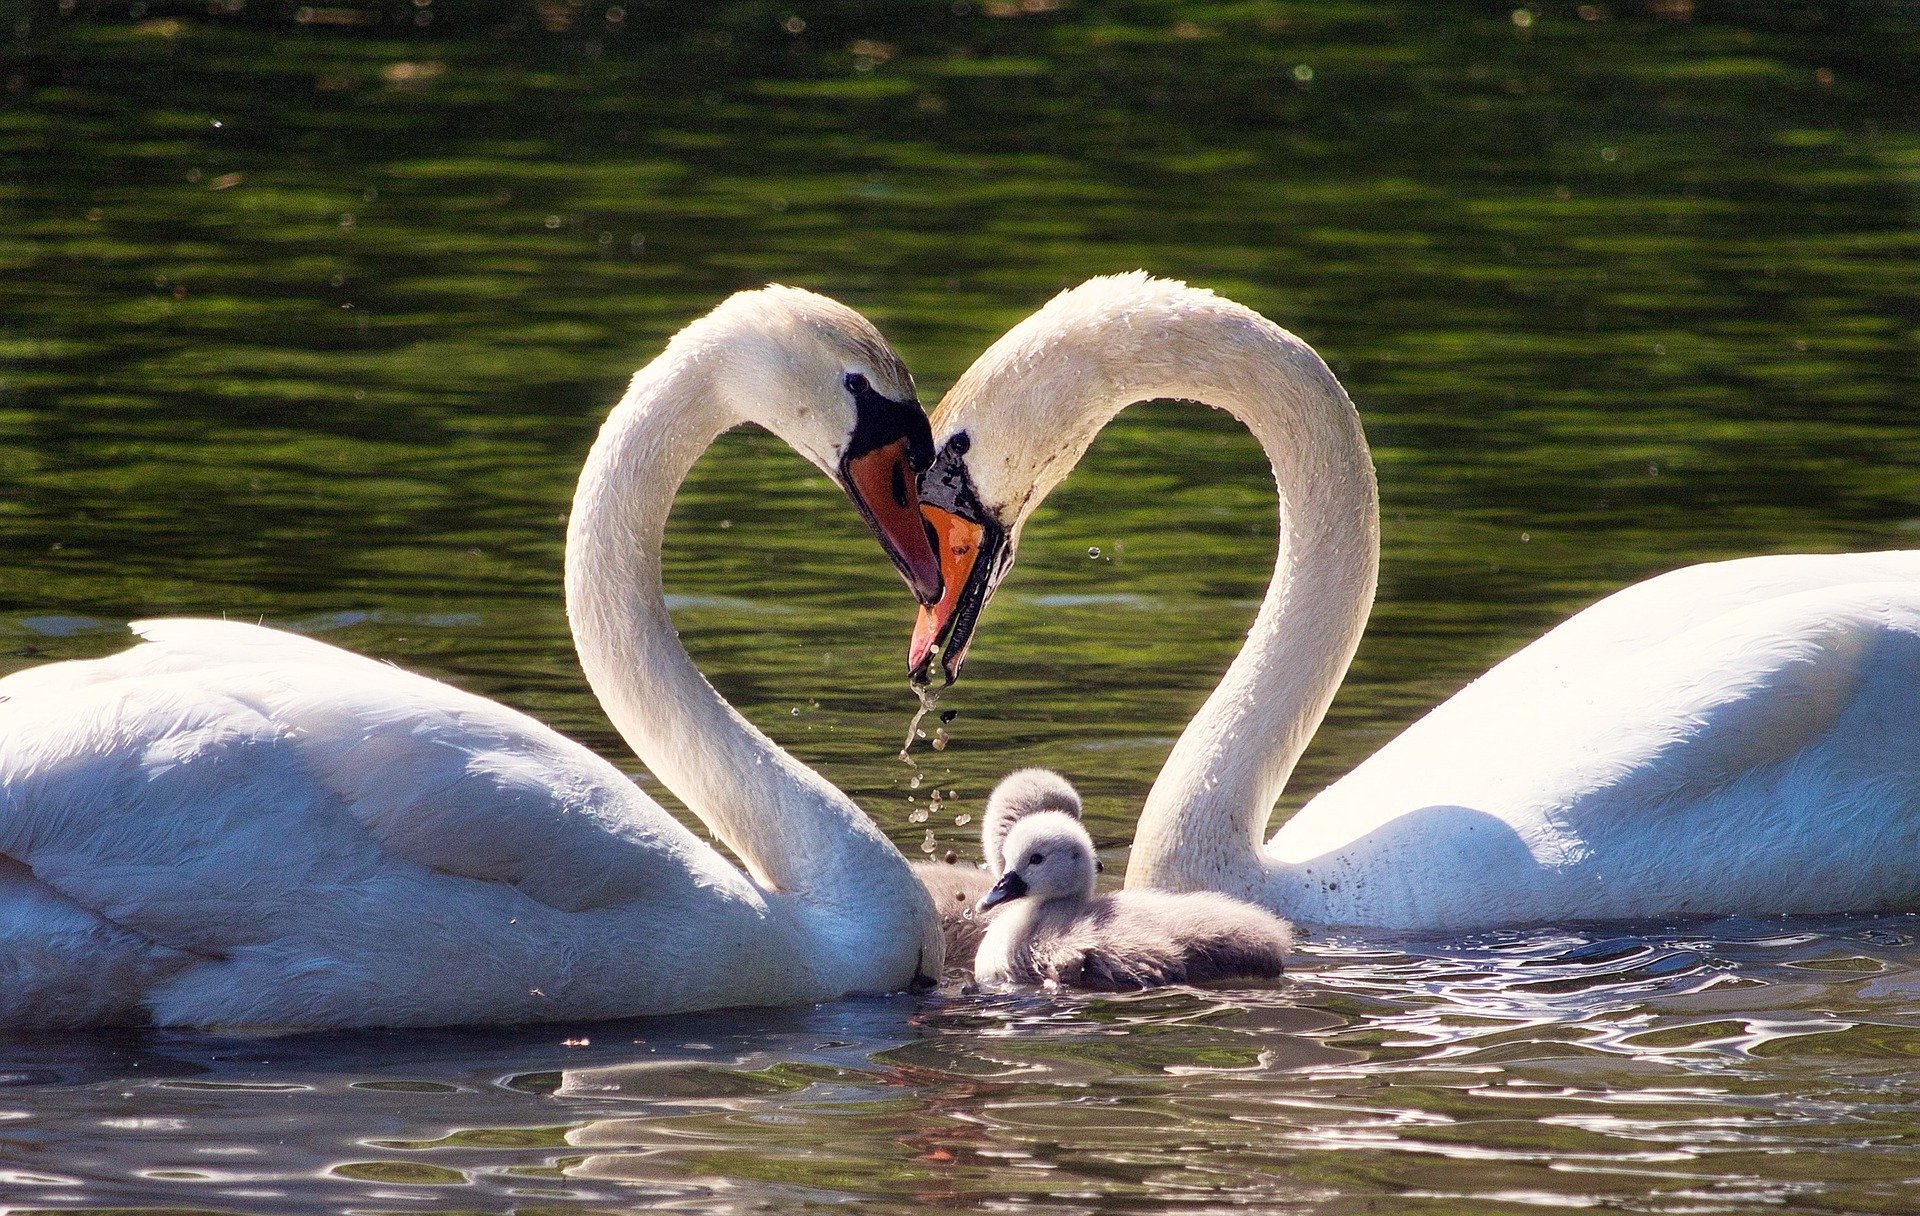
[974,811,1292,990]
[913,768,1084,965]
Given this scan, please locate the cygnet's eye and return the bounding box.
[843,371,870,395]
[1029,852,1044,866]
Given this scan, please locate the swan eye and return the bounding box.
[843,371,870,395]
[1029,852,1044,866]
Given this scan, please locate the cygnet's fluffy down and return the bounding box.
[912,768,1083,965]
[974,811,1292,990]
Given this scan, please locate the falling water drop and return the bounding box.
[899,682,941,761]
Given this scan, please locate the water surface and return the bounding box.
[2,1,1919,1211]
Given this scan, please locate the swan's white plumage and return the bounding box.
[0,621,788,1029]
[935,272,1920,931]
[1280,567,1920,928]
[0,287,941,1027]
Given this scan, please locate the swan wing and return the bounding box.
[1285,581,1920,925]
[0,621,762,1024]
[1391,551,1920,747]
[132,619,746,910]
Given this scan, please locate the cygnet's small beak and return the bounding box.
[977,869,1028,913]
[842,437,944,605]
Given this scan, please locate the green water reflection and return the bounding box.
[1,0,1918,1210]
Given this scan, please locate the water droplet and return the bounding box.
[909,808,929,824]
[920,829,936,854]
[932,727,949,751]
[954,813,972,826]
[789,706,800,715]
[901,682,941,757]
[1087,546,1101,559]
[909,774,922,789]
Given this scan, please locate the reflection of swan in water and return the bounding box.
[0,287,947,1028]
[911,272,1920,931]
[913,767,1083,962]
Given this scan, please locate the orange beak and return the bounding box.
[843,438,944,605]
[909,503,991,684]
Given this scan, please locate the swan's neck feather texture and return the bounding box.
[566,339,932,976]
[938,274,1379,901]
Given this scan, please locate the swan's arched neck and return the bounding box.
[936,280,1379,902]
[564,355,913,914]
[1133,353,1378,901]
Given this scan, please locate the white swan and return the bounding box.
[0,286,949,1029]
[909,272,1920,932]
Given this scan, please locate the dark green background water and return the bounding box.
[3,2,1919,1212]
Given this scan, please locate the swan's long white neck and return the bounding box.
[1132,351,1376,900]
[564,352,912,912]
[940,278,1378,902]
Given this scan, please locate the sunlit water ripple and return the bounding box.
[2,919,1916,1213]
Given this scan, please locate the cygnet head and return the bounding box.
[978,811,1099,912]
[982,768,1083,875]
[674,285,943,603]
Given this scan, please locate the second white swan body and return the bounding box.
[911,272,1920,932]
[0,287,947,1028]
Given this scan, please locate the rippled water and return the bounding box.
[4,0,1920,1211]
[8,922,1920,1213]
